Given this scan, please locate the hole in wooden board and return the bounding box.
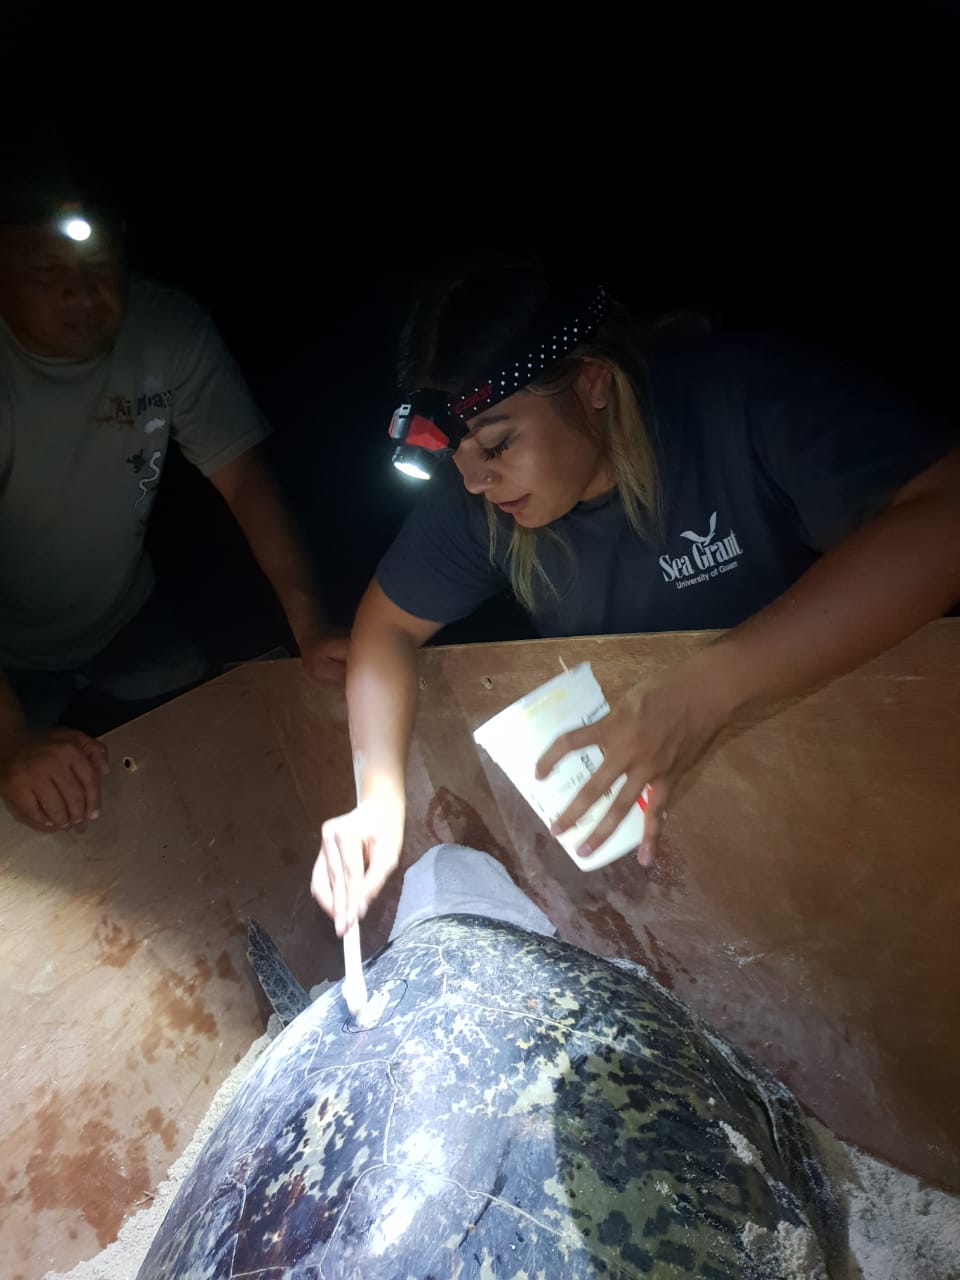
[482,677,494,690]
[122,756,138,772]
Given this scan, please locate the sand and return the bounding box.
[810,1119,960,1280]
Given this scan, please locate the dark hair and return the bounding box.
[398,261,558,393]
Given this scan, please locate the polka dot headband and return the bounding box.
[449,285,609,421]
[388,284,609,465]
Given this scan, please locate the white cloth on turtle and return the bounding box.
[388,843,557,942]
[308,845,557,1003]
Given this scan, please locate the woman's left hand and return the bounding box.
[535,657,731,866]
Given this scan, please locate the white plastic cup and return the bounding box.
[472,662,648,871]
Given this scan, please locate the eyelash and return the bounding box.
[482,438,511,461]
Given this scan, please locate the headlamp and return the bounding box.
[55,202,93,242]
[388,389,469,477]
[387,285,608,479]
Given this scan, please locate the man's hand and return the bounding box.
[0,728,110,832]
[299,631,349,684]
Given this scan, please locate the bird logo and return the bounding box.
[680,511,718,547]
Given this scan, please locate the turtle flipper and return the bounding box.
[246,918,311,1027]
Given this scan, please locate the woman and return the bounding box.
[312,264,958,937]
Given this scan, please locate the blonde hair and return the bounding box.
[484,336,660,616]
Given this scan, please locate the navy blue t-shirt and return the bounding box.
[376,334,953,636]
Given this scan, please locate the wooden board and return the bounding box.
[404,621,960,1193]
[0,664,352,1279]
[1,619,958,1275]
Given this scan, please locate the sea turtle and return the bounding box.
[137,914,841,1279]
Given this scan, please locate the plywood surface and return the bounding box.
[0,664,352,1278]
[408,621,960,1192]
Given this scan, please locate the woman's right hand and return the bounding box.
[310,791,406,937]
[311,580,440,937]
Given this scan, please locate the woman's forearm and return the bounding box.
[703,451,960,722]
[346,614,421,811]
[311,591,427,931]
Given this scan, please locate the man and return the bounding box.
[0,183,346,833]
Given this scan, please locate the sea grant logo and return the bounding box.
[660,511,743,589]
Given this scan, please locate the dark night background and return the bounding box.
[2,7,957,681]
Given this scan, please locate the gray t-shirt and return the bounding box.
[0,275,270,669]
